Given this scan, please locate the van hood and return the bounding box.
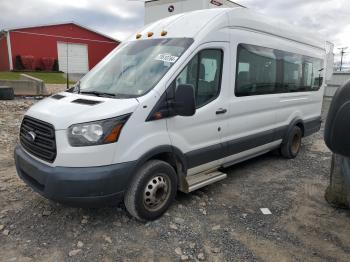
[25,92,139,130]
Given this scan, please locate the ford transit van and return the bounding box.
[15,8,327,221]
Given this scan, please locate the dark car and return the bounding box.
[324,80,350,207]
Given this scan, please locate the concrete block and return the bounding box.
[326,72,350,97]
[0,74,50,96]
[20,74,49,95]
[325,85,339,97]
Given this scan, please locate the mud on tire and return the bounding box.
[280,126,302,159]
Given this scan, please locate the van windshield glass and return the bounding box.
[79,38,194,98]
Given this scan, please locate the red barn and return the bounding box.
[0,22,120,73]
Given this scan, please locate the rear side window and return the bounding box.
[172,49,223,108]
[235,44,324,97]
[236,45,277,96]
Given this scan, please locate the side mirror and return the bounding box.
[174,84,196,116]
[325,80,350,157]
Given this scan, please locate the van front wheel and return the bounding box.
[280,126,302,159]
[124,160,177,221]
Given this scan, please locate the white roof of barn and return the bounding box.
[4,22,121,43]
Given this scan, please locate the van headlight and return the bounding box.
[67,114,131,147]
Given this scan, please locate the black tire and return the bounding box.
[280,126,302,159]
[0,87,14,100]
[124,160,178,221]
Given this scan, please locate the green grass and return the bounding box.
[0,72,20,81]
[0,71,75,84]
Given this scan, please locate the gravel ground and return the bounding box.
[1,97,350,262]
[45,84,68,95]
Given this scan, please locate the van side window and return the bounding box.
[172,49,223,108]
[236,45,277,96]
[283,54,303,92]
[235,44,324,97]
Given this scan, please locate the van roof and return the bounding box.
[145,0,246,8]
[134,8,325,50]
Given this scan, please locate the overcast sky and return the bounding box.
[0,0,349,64]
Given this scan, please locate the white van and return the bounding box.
[15,8,327,221]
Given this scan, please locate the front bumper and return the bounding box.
[14,145,136,207]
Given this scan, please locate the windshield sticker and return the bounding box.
[155,54,179,63]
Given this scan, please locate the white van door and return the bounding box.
[166,43,230,175]
[221,41,279,165]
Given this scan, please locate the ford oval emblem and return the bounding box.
[27,131,37,142]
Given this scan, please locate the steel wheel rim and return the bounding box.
[143,174,171,212]
[291,132,301,154]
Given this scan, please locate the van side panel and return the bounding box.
[117,19,325,171]
[227,28,324,143]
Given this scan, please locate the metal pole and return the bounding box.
[66,42,69,89]
[338,47,348,72]
[340,50,344,71]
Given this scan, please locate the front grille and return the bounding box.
[20,116,56,163]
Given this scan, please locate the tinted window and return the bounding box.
[236,45,277,96]
[172,49,223,108]
[235,44,324,97]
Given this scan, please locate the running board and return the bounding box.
[182,171,227,193]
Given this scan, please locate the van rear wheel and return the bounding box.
[280,126,302,159]
[124,160,177,221]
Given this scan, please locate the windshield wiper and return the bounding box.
[80,91,116,98]
[66,81,80,93]
[114,93,140,99]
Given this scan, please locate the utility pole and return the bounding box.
[338,47,348,71]
[66,42,69,90]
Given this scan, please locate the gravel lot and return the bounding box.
[1,96,350,262]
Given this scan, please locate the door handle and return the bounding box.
[216,108,227,115]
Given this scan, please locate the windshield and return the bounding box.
[79,38,194,98]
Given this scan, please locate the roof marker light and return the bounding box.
[136,33,142,39]
[147,32,154,37]
[160,30,168,37]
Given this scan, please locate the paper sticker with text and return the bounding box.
[155,54,179,63]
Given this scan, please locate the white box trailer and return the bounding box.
[145,0,245,24]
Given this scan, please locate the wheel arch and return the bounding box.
[282,118,305,144]
[133,145,188,190]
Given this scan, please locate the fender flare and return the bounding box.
[282,118,304,145]
[129,145,188,191]
[133,145,187,174]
